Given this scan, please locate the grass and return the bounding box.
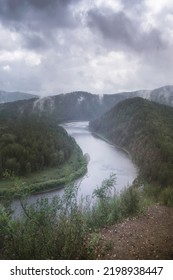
[0,173,172,260]
[0,175,144,260]
[143,183,173,207]
[0,149,87,197]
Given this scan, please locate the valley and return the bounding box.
[0,85,173,123]
[0,88,173,260]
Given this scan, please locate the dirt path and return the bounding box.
[96,205,173,259]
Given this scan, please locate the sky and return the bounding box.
[0,0,173,96]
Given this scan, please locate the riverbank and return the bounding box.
[90,130,131,158]
[0,147,87,198]
[89,97,173,188]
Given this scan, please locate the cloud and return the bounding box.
[2,65,11,72]
[87,8,166,54]
[0,0,82,51]
[0,0,80,28]
[0,0,173,95]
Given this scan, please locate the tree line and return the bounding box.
[0,117,76,177]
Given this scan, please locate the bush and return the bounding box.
[120,186,141,217]
[2,175,168,260]
[160,186,173,207]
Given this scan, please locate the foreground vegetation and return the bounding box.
[0,174,172,260]
[0,175,141,259]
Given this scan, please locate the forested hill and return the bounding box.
[0,86,173,122]
[0,117,78,177]
[32,92,125,121]
[0,91,125,122]
[89,97,173,187]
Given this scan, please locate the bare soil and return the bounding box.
[96,205,173,259]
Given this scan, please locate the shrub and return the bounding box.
[120,186,141,217]
[160,186,173,207]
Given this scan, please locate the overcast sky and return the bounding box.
[0,0,173,96]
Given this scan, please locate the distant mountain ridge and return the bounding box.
[0,91,38,103]
[118,85,173,106]
[0,85,173,121]
[32,85,173,120]
[0,91,126,121]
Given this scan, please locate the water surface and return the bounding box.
[12,121,137,217]
[62,122,137,198]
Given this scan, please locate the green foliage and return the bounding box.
[2,175,172,260]
[0,91,126,124]
[139,183,173,207]
[0,148,87,197]
[159,187,173,207]
[85,232,102,259]
[85,175,141,229]
[90,97,173,189]
[93,174,116,201]
[0,175,143,260]
[0,118,76,178]
[90,174,118,227]
[120,186,141,217]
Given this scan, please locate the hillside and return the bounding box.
[0,91,126,122]
[0,86,173,122]
[89,97,173,187]
[0,118,74,177]
[120,85,173,107]
[146,85,173,106]
[0,91,38,103]
[0,117,86,195]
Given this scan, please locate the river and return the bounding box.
[12,121,137,217]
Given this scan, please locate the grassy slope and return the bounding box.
[0,146,87,197]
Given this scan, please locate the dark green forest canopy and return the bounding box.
[0,117,77,177]
[90,97,173,187]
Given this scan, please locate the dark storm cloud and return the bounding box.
[21,32,50,50]
[0,0,79,26]
[0,0,81,50]
[121,0,144,8]
[87,9,166,53]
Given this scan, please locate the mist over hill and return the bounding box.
[0,85,173,122]
[0,91,38,104]
[119,85,173,107]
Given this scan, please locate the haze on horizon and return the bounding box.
[0,0,173,96]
